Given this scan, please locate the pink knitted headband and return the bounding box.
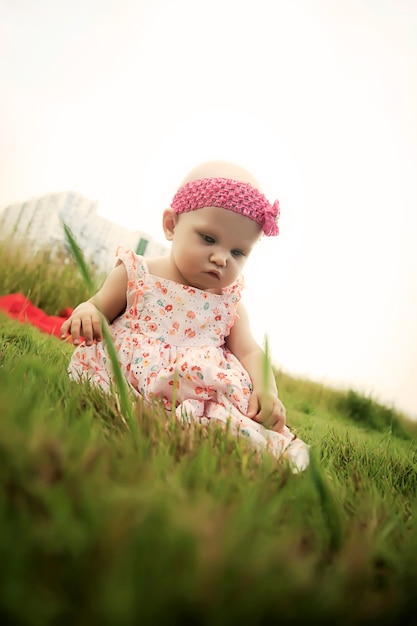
[171,177,280,236]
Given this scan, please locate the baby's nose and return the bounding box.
[210,251,228,266]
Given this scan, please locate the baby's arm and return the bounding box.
[60,262,128,346]
[225,302,286,433]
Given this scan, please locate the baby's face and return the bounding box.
[170,205,262,292]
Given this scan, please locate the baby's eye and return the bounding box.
[231,249,245,258]
[200,234,215,244]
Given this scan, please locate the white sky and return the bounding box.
[1,0,416,419]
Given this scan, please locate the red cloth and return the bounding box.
[0,293,72,338]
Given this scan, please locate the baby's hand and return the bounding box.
[60,302,103,346]
[247,390,287,433]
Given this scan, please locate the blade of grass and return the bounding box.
[262,334,271,396]
[261,335,274,431]
[62,223,96,294]
[63,222,135,430]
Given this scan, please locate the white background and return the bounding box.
[1,0,416,418]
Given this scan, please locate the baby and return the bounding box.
[61,160,309,471]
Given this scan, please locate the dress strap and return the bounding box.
[115,248,148,309]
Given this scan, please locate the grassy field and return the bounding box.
[1,240,417,625]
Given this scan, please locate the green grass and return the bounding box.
[1,240,417,625]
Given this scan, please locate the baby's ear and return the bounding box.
[162,208,178,241]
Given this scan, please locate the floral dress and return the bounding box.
[69,248,309,471]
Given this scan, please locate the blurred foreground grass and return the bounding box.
[1,240,417,625]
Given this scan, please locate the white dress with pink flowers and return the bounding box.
[69,248,309,471]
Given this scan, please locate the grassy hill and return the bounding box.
[1,241,417,625]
